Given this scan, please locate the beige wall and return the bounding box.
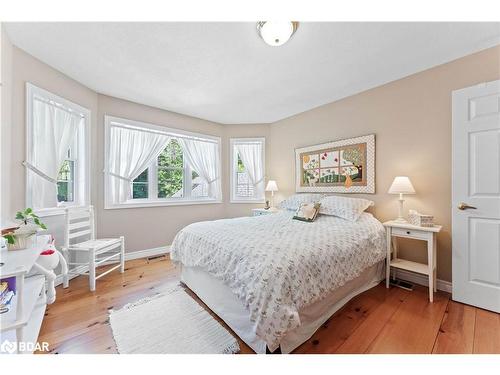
[269,45,500,282]
[0,44,271,252]
[3,37,499,282]
[1,25,14,225]
[2,42,99,246]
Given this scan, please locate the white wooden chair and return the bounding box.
[61,206,124,291]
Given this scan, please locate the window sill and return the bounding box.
[230,199,266,204]
[104,198,222,210]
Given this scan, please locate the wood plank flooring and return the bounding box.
[37,255,500,354]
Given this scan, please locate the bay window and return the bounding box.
[104,116,221,208]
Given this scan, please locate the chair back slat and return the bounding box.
[68,210,91,221]
[69,221,90,231]
[69,229,92,240]
[65,206,95,247]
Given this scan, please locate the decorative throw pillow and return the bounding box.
[319,195,374,222]
[278,193,326,211]
[293,202,321,222]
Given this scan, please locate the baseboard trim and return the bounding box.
[394,269,452,293]
[54,246,452,294]
[54,246,170,287]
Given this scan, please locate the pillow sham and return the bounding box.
[293,202,321,222]
[319,195,374,222]
[278,193,325,211]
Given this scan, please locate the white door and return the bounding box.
[452,80,500,313]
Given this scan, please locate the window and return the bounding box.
[57,151,75,202]
[230,138,265,203]
[129,138,209,201]
[26,83,90,215]
[105,116,221,209]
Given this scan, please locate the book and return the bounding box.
[0,290,14,306]
[0,281,7,294]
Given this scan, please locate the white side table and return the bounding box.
[383,221,442,302]
[252,208,279,217]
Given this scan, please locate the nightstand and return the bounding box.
[252,208,279,217]
[383,221,442,302]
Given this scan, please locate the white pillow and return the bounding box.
[278,193,325,211]
[319,195,374,222]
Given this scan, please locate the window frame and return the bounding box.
[230,137,266,204]
[26,83,91,217]
[104,115,221,209]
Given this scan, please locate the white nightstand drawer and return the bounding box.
[391,227,429,240]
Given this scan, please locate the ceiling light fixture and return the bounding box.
[256,21,299,47]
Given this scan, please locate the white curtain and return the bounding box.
[108,126,170,203]
[28,99,82,209]
[178,138,221,200]
[235,142,264,197]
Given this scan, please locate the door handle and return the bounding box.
[458,202,477,210]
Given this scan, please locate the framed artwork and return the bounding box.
[295,134,375,193]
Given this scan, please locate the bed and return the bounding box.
[170,209,386,353]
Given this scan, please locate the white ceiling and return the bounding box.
[5,22,500,124]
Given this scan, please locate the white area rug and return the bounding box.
[109,284,240,354]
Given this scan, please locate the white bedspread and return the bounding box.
[170,211,386,351]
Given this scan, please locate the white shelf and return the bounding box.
[0,275,45,332]
[390,258,429,275]
[1,297,47,354]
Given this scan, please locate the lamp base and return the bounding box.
[393,217,408,223]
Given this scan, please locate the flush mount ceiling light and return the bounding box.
[256,21,299,47]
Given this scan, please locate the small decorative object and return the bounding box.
[31,236,68,304]
[295,134,375,193]
[388,176,416,223]
[265,180,279,209]
[264,200,270,210]
[2,208,47,250]
[408,210,434,227]
[293,202,321,222]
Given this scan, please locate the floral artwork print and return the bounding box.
[295,134,375,194]
[300,143,366,188]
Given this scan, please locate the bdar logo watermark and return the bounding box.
[1,340,49,353]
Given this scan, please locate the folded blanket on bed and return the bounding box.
[170,210,386,352]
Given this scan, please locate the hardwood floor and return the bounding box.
[37,255,500,354]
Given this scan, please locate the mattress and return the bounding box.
[171,210,387,351]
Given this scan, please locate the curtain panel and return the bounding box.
[235,142,265,197]
[107,126,170,203]
[28,99,82,209]
[177,138,222,200]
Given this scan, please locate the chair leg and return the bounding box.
[120,236,125,273]
[62,248,70,288]
[89,249,96,292]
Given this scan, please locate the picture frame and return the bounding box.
[295,134,375,193]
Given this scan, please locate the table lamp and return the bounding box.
[265,180,279,209]
[388,176,415,223]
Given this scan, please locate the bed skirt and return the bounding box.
[180,261,385,353]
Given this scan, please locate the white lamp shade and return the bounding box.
[265,180,279,192]
[388,176,415,194]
